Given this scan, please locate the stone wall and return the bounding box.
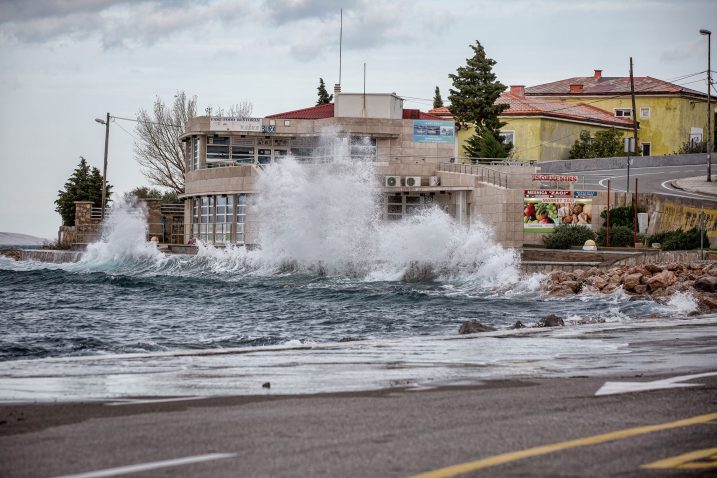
[538,153,706,173]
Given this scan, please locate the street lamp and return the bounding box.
[94,113,110,220]
[700,29,711,182]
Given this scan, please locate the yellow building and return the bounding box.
[430,85,634,162]
[524,70,710,156]
[431,70,710,161]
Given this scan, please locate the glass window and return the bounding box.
[499,131,514,145]
[207,136,230,145]
[192,136,200,170]
[615,109,632,118]
[639,107,650,119]
[232,146,255,164]
[214,195,233,244]
[200,196,214,242]
[236,193,247,243]
[192,197,199,239]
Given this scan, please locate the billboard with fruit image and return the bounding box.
[523,190,596,233]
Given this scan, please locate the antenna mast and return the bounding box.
[338,8,343,87]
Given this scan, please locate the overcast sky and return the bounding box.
[1,0,715,238]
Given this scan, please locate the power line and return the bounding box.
[111,114,182,128]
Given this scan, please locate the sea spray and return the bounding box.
[73,198,165,272]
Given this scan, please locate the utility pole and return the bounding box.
[629,57,639,154]
[101,112,110,221]
[700,29,712,181]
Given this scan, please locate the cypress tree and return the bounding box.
[433,86,444,109]
[448,41,510,159]
[316,78,333,105]
[55,157,112,226]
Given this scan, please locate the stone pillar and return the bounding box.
[74,201,94,226]
[144,198,162,241]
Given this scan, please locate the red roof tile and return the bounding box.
[267,103,335,119]
[430,95,634,128]
[268,103,444,121]
[525,75,706,98]
[498,93,633,127]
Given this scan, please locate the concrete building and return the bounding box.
[180,89,458,246]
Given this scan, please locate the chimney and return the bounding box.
[509,85,525,97]
[594,69,602,79]
[569,84,584,93]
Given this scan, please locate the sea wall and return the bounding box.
[538,153,706,173]
[17,250,83,263]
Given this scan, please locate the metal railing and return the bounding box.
[438,163,510,189]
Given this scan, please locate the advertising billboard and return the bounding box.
[412,120,455,144]
[210,117,263,132]
[523,190,597,233]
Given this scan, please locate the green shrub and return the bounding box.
[648,227,709,251]
[599,205,644,229]
[543,224,597,249]
[597,226,634,247]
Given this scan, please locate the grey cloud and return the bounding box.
[660,39,706,62]
[0,0,226,47]
[285,1,414,60]
[263,0,358,25]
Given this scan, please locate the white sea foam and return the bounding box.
[70,132,521,288]
[665,291,699,315]
[73,198,165,271]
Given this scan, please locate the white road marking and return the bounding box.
[51,453,237,478]
[105,396,206,406]
[595,371,717,396]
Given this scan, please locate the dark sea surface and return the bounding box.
[0,158,702,363]
[0,248,695,361]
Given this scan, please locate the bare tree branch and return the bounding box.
[134,91,196,194]
[134,92,253,194]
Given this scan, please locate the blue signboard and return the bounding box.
[412,120,455,144]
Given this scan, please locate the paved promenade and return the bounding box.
[2,373,716,477]
[672,175,717,197]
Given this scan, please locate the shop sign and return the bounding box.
[412,120,455,144]
[210,117,263,132]
[523,190,595,233]
[532,174,578,182]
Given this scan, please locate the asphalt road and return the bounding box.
[2,373,716,478]
[568,164,717,202]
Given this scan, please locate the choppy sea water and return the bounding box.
[1,152,714,400]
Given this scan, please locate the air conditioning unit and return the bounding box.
[385,176,401,187]
[405,176,421,187]
[429,176,440,187]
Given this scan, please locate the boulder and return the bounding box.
[511,320,525,329]
[697,294,717,311]
[645,264,664,274]
[602,283,618,294]
[549,286,577,297]
[694,276,717,293]
[538,314,565,327]
[634,284,648,295]
[584,276,608,290]
[645,270,677,291]
[458,320,497,335]
[622,273,643,292]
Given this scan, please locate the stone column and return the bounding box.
[74,201,94,226]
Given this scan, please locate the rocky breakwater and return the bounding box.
[544,263,717,313]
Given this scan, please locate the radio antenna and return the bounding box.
[338,8,343,87]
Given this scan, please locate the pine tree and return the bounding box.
[448,40,510,159]
[433,86,444,109]
[55,157,112,226]
[463,128,513,159]
[316,78,333,105]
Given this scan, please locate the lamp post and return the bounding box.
[94,113,110,220]
[700,29,711,182]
